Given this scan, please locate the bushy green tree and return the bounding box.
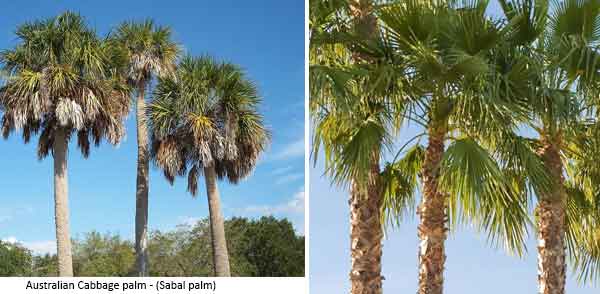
[31,254,58,277]
[147,217,304,277]
[72,232,135,276]
[0,241,32,276]
[0,217,304,277]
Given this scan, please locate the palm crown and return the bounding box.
[149,55,270,194]
[0,11,130,156]
[110,19,179,87]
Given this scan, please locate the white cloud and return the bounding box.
[2,236,18,244]
[177,216,202,227]
[24,241,56,255]
[272,165,294,176]
[243,189,305,215]
[1,237,56,255]
[271,138,305,160]
[275,173,304,185]
[177,188,306,235]
[286,190,305,214]
[240,189,305,234]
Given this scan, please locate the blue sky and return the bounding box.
[310,2,598,293]
[0,0,305,254]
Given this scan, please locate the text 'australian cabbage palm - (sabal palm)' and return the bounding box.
[109,20,179,276]
[0,12,130,276]
[148,55,269,277]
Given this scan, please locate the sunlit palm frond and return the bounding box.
[499,0,549,46]
[441,137,530,255]
[381,144,425,227]
[565,182,600,283]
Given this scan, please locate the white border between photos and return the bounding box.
[304,0,311,291]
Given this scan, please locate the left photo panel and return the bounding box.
[0,0,305,278]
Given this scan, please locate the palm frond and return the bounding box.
[381,144,425,227]
[441,137,530,255]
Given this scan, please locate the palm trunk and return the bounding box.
[135,83,150,276]
[536,138,566,294]
[53,128,73,277]
[204,165,231,276]
[348,2,382,293]
[418,128,447,294]
[349,151,383,294]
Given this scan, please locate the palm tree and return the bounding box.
[497,0,600,292]
[373,2,545,293]
[148,55,269,277]
[0,12,130,276]
[110,20,179,276]
[310,0,409,292]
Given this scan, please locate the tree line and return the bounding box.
[310,0,600,294]
[0,12,270,277]
[0,217,304,277]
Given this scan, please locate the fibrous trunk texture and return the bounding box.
[349,151,383,294]
[348,2,382,293]
[135,84,150,276]
[536,138,566,294]
[349,0,377,62]
[53,128,73,276]
[204,165,231,277]
[349,0,377,43]
[418,128,447,294]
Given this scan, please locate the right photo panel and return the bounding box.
[309,1,600,294]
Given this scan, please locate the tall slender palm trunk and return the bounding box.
[204,165,231,277]
[536,136,566,294]
[418,127,447,294]
[53,128,73,276]
[135,83,150,276]
[349,152,383,294]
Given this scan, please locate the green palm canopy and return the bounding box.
[0,11,130,152]
[149,55,269,188]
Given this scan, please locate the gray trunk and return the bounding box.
[53,128,73,276]
[204,165,231,276]
[135,84,150,276]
